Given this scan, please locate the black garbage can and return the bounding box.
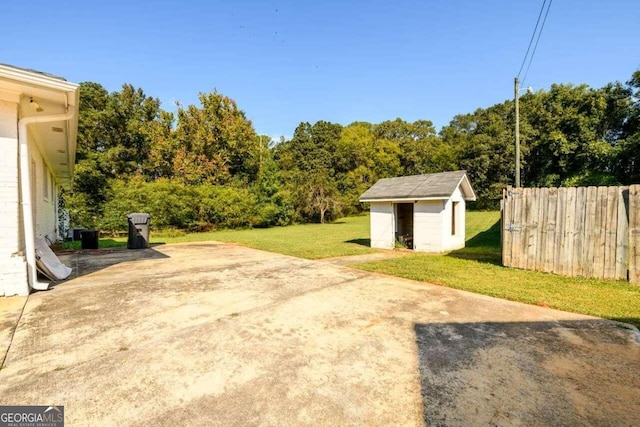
[72,228,87,241]
[127,213,151,249]
[80,229,99,250]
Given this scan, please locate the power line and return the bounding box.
[522,0,553,87]
[514,0,553,188]
[517,0,547,79]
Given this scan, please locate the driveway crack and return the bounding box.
[0,296,29,372]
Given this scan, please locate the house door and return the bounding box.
[395,203,414,249]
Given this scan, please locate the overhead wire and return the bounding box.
[517,0,548,80]
[521,0,553,87]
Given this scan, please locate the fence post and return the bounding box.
[502,187,513,267]
[573,187,586,277]
[603,186,619,279]
[615,187,629,280]
[629,185,640,284]
[544,187,558,273]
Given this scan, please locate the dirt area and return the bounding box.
[0,242,638,426]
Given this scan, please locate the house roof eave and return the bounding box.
[0,64,78,94]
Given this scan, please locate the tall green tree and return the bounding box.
[615,70,640,183]
[334,122,402,214]
[71,82,162,225]
[277,121,343,222]
[374,118,443,175]
[173,91,258,185]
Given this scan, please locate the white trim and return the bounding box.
[456,175,477,201]
[0,64,78,93]
[19,105,76,293]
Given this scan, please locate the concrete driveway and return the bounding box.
[0,242,638,426]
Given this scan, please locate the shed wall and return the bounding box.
[413,200,444,252]
[370,202,394,249]
[441,187,466,251]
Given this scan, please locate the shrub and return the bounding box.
[84,176,298,233]
[195,185,259,229]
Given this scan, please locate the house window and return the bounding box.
[43,160,49,201]
[452,201,458,235]
[51,173,55,204]
[31,159,36,211]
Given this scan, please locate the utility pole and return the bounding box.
[514,76,520,188]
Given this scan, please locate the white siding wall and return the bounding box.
[370,202,394,249]
[441,187,466,251]
[0,100,27,296]
[30,129,57,242]
[413,200,444,252]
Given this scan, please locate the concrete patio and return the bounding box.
[0,242,638,426]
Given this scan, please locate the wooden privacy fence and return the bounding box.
[502,185,640,284]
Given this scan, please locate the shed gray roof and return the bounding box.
[359,170,476,202]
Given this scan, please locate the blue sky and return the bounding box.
[4,0,639,138]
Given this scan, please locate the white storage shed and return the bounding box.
[359,171,476,252]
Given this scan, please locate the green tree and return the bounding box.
[70,82,164,225]
[173,91,258,185]
[145,110,178,179]
[374,118,442,175]
[335,122,402,214]
[440,105,516,208]
[276,121,343,222]
[523,83,627,186]
[615,70,640,183]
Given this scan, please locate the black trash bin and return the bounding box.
[127,213,151,249]
[80,229,99,250]
[72,228,87,241]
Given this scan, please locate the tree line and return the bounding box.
[67,69,640,232]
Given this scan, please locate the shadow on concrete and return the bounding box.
[447,219,502,265]
[345,238,371,247]
[91,238,126,249]
[414,319,640,427]
[56,239,167,251]
[54,246,170,282]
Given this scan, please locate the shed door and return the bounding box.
[395,203,414,249]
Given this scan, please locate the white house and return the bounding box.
[359,171,476,252]
[0,64,79,296]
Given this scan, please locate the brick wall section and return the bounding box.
[0,101,28,296]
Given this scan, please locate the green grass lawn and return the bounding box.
[65,215,377,259]
[154,215,377,259]
[354,211,640,327]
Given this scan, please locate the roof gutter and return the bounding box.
[18,101,75,292]
[0,64,77,93]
